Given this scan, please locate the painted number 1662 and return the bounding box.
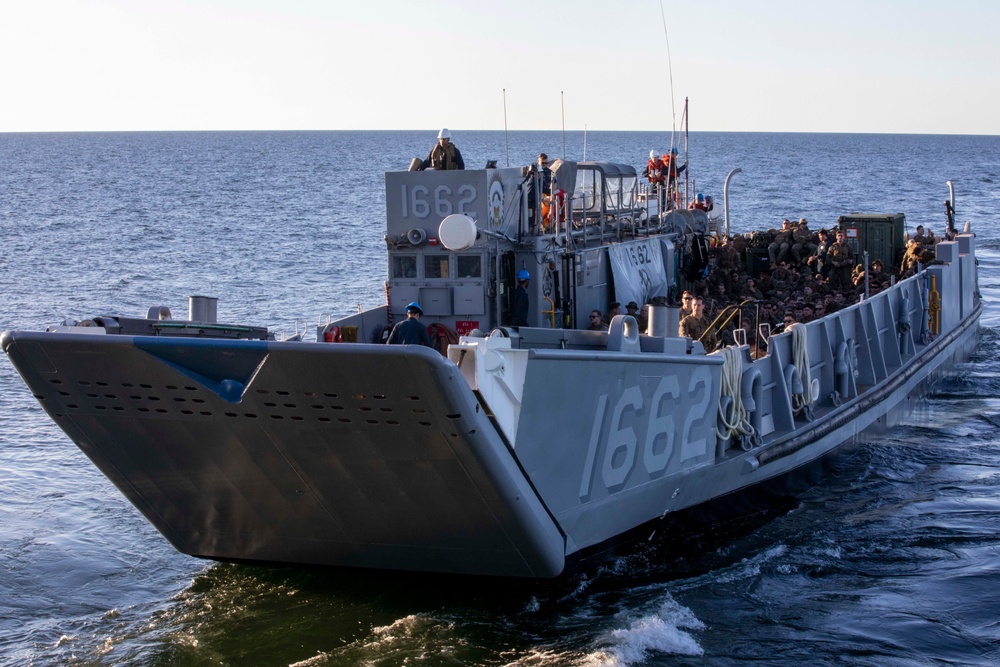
[578,366,714,500]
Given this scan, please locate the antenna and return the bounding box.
[503,88,509,167]
[561,91,566,158]
[659,0,677,136]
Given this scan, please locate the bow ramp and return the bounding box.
[2,331,566,577]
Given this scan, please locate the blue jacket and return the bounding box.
[387,317,432,346]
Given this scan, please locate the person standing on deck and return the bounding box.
[387,302,433,346]
[827,229,855,291]
[663,148,687,206]
[419,128,464,171]
[679,295,718,352]
[510,270,530,327]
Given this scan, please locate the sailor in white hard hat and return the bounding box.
[419,128,465,171]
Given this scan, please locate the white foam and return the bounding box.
[580,596,705,666]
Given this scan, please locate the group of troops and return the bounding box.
[588,219,947,355]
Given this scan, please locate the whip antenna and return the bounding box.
[503,88,509,167]
[561,90,566,158]
[658,0,677,138]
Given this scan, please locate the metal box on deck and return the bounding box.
[837,213,905,270]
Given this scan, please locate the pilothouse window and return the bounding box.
[457,255,482,278]
[424,255,450,279]
[392,256,417,278]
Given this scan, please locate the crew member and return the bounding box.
[643,150,667,212]
[689,193,710,211]
[663,148,687,204]
[511,269,530,327]
[807,228,831,276]
[387,302,433,346]
[419,128,465,171]
[643,150,665,188]
[528,153,552,231]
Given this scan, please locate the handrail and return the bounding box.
[700,299,754,346]
[542,296,556,329]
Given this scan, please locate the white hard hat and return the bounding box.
[649,150,656,159]
[438,128,451,139]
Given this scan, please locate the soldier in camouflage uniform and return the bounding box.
[679,296,718,352]
[768,219,794,267]
[827,229,855,291]
[791,219,818,265]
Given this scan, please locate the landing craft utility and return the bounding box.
[2,147,980,577]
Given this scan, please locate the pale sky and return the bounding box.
[2,0,997,134]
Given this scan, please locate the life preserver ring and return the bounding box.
[324,325,342,343]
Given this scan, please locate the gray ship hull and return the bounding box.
[2,235,980,577]
[1,152,983,578]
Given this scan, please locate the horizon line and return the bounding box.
[1,128,997,138]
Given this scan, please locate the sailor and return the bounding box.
[827,229,855,291]
[419,128,465,171]
[643,150,667,211]
[679,295,717,352]
[807,228,831,276]
[527,153,552,231]
[643,150,665,187]
[911,225,930,245]
[536,152,552,196]
[511,269,530,327]
[662,148,687,205]
[689,193,710,211]
[386,302,433,346]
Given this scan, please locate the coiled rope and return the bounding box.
[789,323,813,414]
[716,346,755,443]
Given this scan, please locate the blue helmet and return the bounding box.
[516,269,530,281]
[670,147,678,155]
[696,193,705,202]
[405,301,422,314]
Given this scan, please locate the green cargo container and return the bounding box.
[837,213,906,272]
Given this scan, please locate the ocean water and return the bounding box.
[1,130,999,666]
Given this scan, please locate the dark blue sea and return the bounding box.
[2,131,999,666]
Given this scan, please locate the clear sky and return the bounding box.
[2,0,997,134]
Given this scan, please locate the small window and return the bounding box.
[424,255,450,279]
[392,256,417,279]
[457,255,482,278]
